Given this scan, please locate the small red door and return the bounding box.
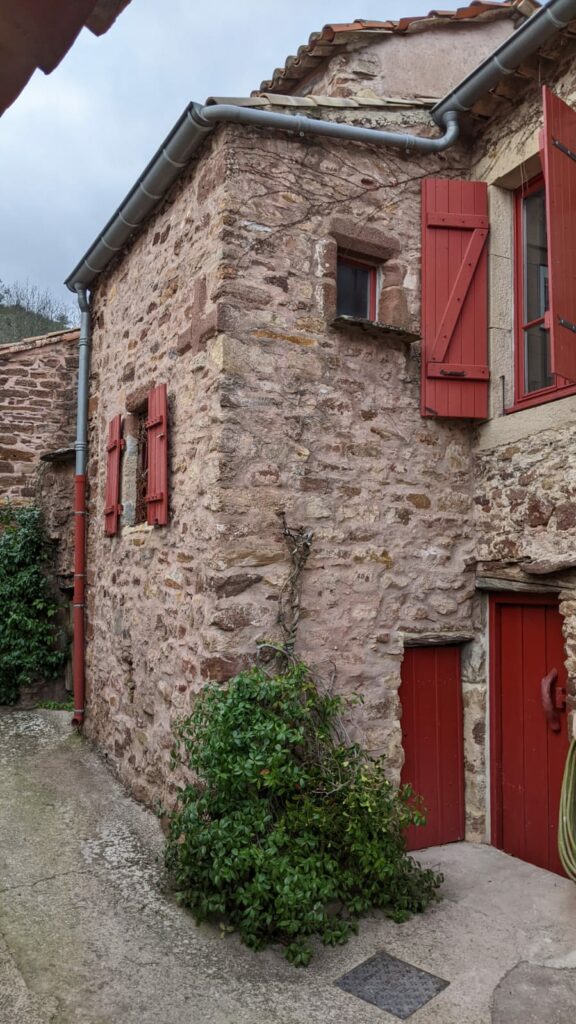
[400,646,465,851]
[490,594,569,875]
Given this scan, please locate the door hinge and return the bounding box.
[559,317,576,334]
[553,137,576,163]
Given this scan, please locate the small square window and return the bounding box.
[336,256,377,320]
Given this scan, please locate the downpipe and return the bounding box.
[72,285,90,729]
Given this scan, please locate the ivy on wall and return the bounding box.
[0,506,65,704]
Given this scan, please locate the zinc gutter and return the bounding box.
[65,0,576,294]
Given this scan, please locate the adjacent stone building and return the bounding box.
[54,0,576,873]
[0,328,78,580]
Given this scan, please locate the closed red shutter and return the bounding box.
[421,178,490,419]
[542,86,576,383]
[146,383,169,526]
[104,414,123,536]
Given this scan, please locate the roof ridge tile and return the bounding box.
[253,1,528,96]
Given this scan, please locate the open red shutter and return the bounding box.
[104,414,122,536]
[542,86,576,383]
[146,383,169,526]
[421,178,489,419]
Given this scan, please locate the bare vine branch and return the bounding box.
[276,511,313,654]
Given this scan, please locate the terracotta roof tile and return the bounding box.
[254,0,533,96]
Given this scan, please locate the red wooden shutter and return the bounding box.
[542,86,576,383]
[421,178,490,419]
[146,383,169,526]
[104,414,123,536]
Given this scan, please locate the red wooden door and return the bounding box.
[400,646,465,851]
[490,594,569,875]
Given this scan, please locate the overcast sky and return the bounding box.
[0,1,437,311]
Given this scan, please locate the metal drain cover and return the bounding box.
[336,950,449,1019]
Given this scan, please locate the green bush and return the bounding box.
[0,505,65,704]
[166,662,442,965]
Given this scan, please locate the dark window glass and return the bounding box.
[337,259,373,318]
[523,188,548,323]
[524,324,552,394]
[522,187,552,393]
[135,408,148,525]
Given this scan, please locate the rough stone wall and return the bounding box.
[475,426,576,570]
[207,116,489,837]
[295,20,513,101]
[85,103,495,834]
[83,108,489,824]
[85,131,234,805]
[470,40,576,736]
[212,120,475,721]
[0,330,78,578]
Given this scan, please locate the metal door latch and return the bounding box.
[541,668,566,732]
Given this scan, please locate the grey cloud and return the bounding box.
[0,0,435,306]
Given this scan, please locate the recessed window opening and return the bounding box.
[336,255,377,320]
[135,406,148,525]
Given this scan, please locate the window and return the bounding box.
[420,88,576,421]
[510,87,576,410]
[514,174,576,407]
[109,383,169,532]
[134,406,148,525]
[336,256,377,320]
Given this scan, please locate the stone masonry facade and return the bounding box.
[73,17,576,845]
[85,104,488,823]
[0,330,78,580]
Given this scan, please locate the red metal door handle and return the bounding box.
[541,668,566,732]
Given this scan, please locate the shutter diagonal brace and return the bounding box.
[429,226,489,366]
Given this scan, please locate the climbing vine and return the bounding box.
[0,505,65,704]
[166,517,441,965]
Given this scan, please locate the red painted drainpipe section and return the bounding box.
[72,473,86,728]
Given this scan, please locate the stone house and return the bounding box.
[56,0,576,874]
[0,328,79,698]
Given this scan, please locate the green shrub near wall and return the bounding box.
[166,662,442,965]
[0,506,65,704]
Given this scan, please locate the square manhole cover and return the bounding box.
[335,950,449,1019]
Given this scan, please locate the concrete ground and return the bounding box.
[1,710,576,1024]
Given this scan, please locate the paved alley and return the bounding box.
[1,709,576,1024]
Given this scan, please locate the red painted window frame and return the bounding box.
[511,173,576,411]
[336,255,377,321]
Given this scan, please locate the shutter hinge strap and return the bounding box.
[559,317,576,334]
[553,138,576,164]
[145,415,164,429]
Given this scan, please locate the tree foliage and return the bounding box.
[0,506,66,704]
[166,662,442,965]
[0,279,78,345]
